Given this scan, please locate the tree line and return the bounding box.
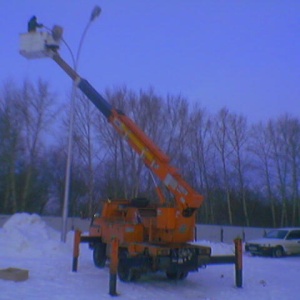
[0,79,299,228]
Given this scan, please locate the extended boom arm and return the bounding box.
[19,29,204,217]
[51,51,204,216]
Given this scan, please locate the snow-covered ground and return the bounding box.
[0,213,299,300]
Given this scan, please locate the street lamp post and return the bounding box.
[61,5,101,243]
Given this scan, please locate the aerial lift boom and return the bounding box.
[47,52,204,217]
[20,28,204,215]
[19,28,211,282]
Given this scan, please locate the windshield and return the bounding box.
[265,230,288,239]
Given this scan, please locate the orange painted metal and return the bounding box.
[108,110,204,213]
[89,198,197,251]
[72,230,82,272]
[234,238,243,287]
[73,230,81,258]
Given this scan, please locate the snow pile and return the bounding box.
[0,213,73,257]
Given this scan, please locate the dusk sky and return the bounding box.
[1,0,299,122]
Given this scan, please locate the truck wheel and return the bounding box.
[273,246,284,258]
[118,262,132,282]
[118,262,141,282]
[93,242,107,268]
[166,271,188,280]
[118,250,141,282]
[118,249,132,282]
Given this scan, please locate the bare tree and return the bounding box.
[227,113,250,226]
[18,79,56,211]
[274,115,300,226]
[188,105,215,223]
[267,119,289,226]
[0,81,23,213]
[123,88,166,199]
[286,118,300,226]
[98,86,134,198]
[250,122,277,227]
[0,79,56,213]
[72,91,102,216]
[162,95,190,166]
[211,108,234,225]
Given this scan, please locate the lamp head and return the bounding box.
[90,6,101,21]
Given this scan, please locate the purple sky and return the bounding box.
[1,0,299,122]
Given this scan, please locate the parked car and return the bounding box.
[245,228,300,257]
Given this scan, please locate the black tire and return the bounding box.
[166,271,189,280]
[118,249,132,282]
[118,262,141,282]
[93,242,107,268]
[118,261,132,282]
[118,250,141,282]
[273,246,284,258]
